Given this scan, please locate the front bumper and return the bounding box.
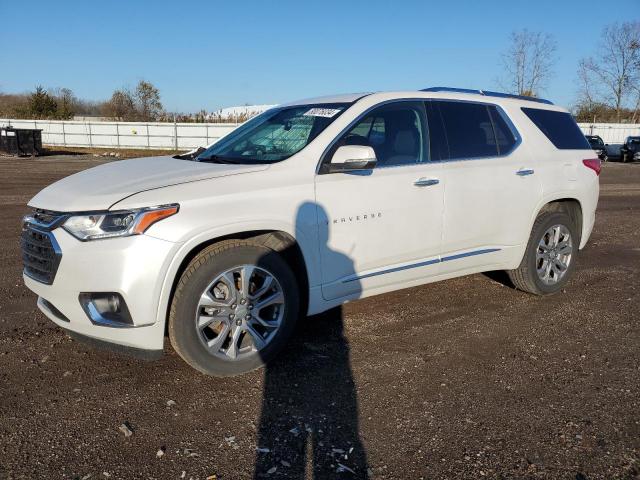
[23,228,180,352]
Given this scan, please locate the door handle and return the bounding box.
[414,177,440,187]
[516,168,535,176]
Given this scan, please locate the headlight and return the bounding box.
[62,204,178,241]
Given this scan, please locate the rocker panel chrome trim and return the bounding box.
[343,248,501,283]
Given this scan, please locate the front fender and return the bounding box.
[151,220,320,328]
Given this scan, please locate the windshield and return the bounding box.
[587,136,604,148]
[197,103,348,164]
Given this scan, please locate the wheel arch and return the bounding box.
[161,229,311,336]
[533,197,584,246]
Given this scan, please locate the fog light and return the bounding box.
[79,292,133,327]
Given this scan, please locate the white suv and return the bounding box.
[21,88,600,376]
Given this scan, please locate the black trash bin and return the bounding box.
[0,127,43,156]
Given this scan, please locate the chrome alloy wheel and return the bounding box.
[195,265,285,361]
[536,224,573,285]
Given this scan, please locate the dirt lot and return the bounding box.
[0,153,639,480]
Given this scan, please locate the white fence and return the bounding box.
[0,118,241,150]
[1,118,638,151]
[577,123,639,144]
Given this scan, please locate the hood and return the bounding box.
[28,155,269,212]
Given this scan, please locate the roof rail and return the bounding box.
[421,87,553,105]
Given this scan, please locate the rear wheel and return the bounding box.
[169,240,299,376]
[508,211,578,295]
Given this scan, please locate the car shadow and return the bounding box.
[483,270,515,288]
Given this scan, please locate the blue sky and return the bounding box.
[1,0,637,112]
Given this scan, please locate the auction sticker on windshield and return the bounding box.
[303,108,342,118]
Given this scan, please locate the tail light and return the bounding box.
[582,158,601,176]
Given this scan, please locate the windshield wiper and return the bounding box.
[199,154,275,165]
[197,155,243,164]
[173,147,206,160]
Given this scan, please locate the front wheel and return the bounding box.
[507,211,579,295]
[169,240,299,376]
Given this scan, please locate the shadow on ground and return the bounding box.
[254,307,368,478]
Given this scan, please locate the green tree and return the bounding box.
[28,86,57,119]
[134,80,163,121]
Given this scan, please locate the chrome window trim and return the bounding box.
[426,99,522,163]
[317,98,429,174]
[316,97,522,174]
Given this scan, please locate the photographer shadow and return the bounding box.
[254,202,368,479]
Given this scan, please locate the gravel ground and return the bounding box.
[0,154,638,480]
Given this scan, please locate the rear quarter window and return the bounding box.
[521,108,590,150]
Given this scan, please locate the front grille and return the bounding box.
[32,209,66,228]
[21,224,62,285]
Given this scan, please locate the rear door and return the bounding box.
[430,100,542,273]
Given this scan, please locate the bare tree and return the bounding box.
[500,30,557,97]
[103,81,164,121]
[55,87,77,119]
[104,89,136,121]
[577,59,599,112]
[632,85,640,123]
[579,22,640,121]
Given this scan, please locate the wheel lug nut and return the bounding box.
[229,314,235,320]
[240,299,246,305]
[231,304,237,309]
[249,305,254,310]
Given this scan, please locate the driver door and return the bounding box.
[314,101,445,300]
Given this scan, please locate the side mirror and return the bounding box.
[328,145,377,173]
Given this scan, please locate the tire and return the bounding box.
[169,239,300,376]
[507,211,579,295]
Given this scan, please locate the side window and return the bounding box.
[435,101,498,159]
[339,102,428,167]
[488,106,517,154]
[521,107,590,150]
